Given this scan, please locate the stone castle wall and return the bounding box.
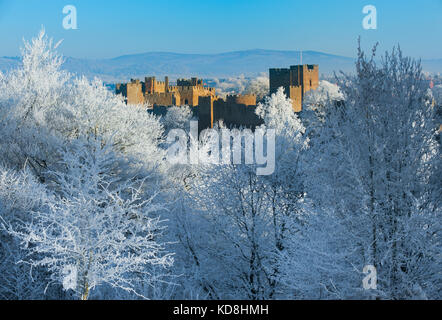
[118,76,216,107]
[198,95,262,132]
[116,80,144,105]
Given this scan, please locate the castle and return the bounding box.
[269,64,319,112]
[116,64,319,131]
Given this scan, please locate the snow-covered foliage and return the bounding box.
[244,74,270,100]
[432,84,442,105]
[0,29,440,300]
[211,73,269,100]
[303,80,343,113]
[0,29,165,179]
[256,87,304,136]
[211,75,247,98]
[278,43,441,299]
[0,29,173,300]
[301,80,345,132]
[166,89,307,299]
[0,167,58,299]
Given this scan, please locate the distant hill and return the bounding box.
[1,49,441,82]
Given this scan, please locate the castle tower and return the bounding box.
[269,64,319,112]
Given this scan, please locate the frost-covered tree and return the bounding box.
[160,105,194,135]
[431,84,442,106]
[4,139,173,300]
[2,27,440,301]
[211,74,269,101]
[279,44,441,299]
[212,74,247,98]
[0,29,173,300]
[302,80,343,121]
[0,29,67,177]
[0,29,165,178]
[191,164,280,299]
[255,87,307,254]
[61,76,165,167]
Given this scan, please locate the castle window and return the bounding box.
[309,80,312,87]
[185,99,189,105]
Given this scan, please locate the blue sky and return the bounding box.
[0,0,441,59]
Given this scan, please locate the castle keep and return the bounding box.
[269,64,319,112]
[116,64,319,131]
